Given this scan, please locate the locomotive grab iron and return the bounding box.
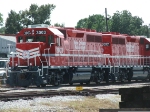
[6,24,150,87]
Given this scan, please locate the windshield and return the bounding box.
[26,36,34,42]
[25,36,47,42]
[36,36,46,42]
[0,61,5,68]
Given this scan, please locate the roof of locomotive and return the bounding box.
[18,25,64,38]
[145,38,150,42]
[48,27,64,38]
[101,32,128,37]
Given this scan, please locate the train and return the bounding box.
[6,24,150,87]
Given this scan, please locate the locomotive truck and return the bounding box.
[6,24,150,87]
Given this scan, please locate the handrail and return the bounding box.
[44,48,50,66]
[31,47,150,67]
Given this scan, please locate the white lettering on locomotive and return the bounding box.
[24,31,31,35]
[74,40,86,50]
[36,30,46,34]
[102,43,110,46]
[126,42,139,54]
[32,29,34,35]
[56,47,63,54]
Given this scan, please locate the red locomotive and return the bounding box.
[6,24,150,87]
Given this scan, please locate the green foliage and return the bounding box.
[5,3,56,34]
[5,10,23,34]
[76,14,107,32]
[76,10,149,37]
[0,13,3,26]
[110,10,144,35]
[0,27,6,34]
[21,4,56,27]
[54,23,65,27]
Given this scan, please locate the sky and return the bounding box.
[0,0,149,27]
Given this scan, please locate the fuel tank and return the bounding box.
[132,67,149,80]
[71,72,91,82]
[76,67,92,72]
[71,67,92,82]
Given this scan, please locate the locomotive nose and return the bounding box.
[17,43,41,59]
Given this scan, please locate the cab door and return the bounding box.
[102,35,112,55]
[55,36,65,66]
[139,37,145,56]
[102,35,112,65]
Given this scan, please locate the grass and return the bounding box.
[0,108,30,112]
[64,96,120,112]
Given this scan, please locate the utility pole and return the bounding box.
[105,8,109,32]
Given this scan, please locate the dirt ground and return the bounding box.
[0,94,121,112]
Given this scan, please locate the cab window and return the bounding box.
[48,35,54,44]
[56,37,61,46]
[18,36,23,43]
[146,44,150,50]
[26,36,34,42]
[36,36,46,42]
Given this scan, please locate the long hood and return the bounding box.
[16,43,41,59]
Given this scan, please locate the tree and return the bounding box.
[5,3,56,34]
[76,10,149,36]
[21,4,56,27]
[5,10,23,34]
[76,14,111,32]
[76,18,88,29]
[139,25,149,37]
[0,27,5,34]
[54,23,65,27]
[110,10,144,35]
[0,13,3,26]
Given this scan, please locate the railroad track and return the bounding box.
[0,81,150,102]
[0,88,119,102]
[27,80,150,89]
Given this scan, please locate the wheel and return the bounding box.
[119,69,126,82]
[111,73,116,83]
[86,81,90,85]
[69,82,73,86]
[104,69,109,84]
[36,85,40,87]
[95,70,104,84]
[41,84,46,87]
[80,82,83,85]
[146,69,150,81]
[54,81,60,86]
[127,69,133,82]
[23,86,28,88]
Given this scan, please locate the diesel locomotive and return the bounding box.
[6,24,150,87]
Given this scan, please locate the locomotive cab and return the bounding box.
[7,24,65,87]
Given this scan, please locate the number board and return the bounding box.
[102,43,110,46]
[24,31,31,35]
[36,30,46,34]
